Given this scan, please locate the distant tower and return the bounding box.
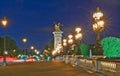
[53,23,63,50]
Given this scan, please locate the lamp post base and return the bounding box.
[2,62,7,66]
[2,58,7,66]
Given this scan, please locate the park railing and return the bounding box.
[62,55,120,76]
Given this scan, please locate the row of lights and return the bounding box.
[63,27,82,46]
[52,27,83,56]
[22,38,40,55]
[62,27,82,55]
[62,7,105,56]
[30,46,40,54]
[0,7,105,66]
[0,17,39,66]
[52,43,62,56]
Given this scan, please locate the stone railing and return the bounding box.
[62,55,120,76]
[97,59,120,76]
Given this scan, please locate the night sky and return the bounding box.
[0,0,120,52]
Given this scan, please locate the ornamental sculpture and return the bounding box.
[54,22,61,31]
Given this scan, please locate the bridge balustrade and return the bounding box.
[62,55,120,76]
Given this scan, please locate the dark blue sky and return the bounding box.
[0,0,120,52]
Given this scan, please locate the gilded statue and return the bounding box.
[55,22,61,31]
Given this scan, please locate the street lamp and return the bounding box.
[75,27,82,33]
[30,46,35,56]
[34,49,37,54]
[63,39,67,47]
[63,39,67,54]
[1,17,8,66]
[22,38,27,43]
[75,27,82,40]
[22,37,27,55]
[68,34,73,54]
[75,27,82,55]
[92,7,105,55]
[30,46,35,50]
[68,34,73,44]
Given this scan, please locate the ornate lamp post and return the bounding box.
[63,38,67,54]
[68,34,73,44]
[92,7,105,55]
[75,27,82,55]
[30,46,34,50]
[22,37,27,55]
[1,17,8,66]
[68,34,73,54]
[30,46,35,55]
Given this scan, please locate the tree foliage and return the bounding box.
[80,43,89,58]
[73,46,78,55]
[101,37,120,58]
[42,44,52,59]
[0,36,19,56]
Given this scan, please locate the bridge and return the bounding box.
[0,55,120,76]
[0,61,103,76]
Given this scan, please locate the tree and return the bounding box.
[80,43,89,58]
[0,36,19,56]
[73,46,78,55]
[101,37,120,58]
[42,44,52,59]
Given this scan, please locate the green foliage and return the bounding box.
[73,46,78,55]
[101,37,120,58]
[42,39,54,58]
[0,36,20,56]
[80,43,89,58]
[0,37,4,55]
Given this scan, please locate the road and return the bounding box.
[0,61,103,76]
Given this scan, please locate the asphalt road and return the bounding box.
[0,61,103,76]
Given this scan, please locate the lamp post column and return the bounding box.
[1,17,8,66]
[92,7,105,55]
[75,27,82,55]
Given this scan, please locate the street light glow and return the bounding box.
[63,39,67,43]
[52,50,57,56]
[75,33,82,40]
[34,49,37,53]
[63,43,67,46]
[75,27,82,41]
[36,51,40,54]
[93,12,103,20]
[1,17,8,27]
[93,8,105,33]
[22,38,27,43]
[75,27,81,33]
[68,39,73,44]
[93,8,103,20]
[4,51,8,55]
[68,34,73,39]
[13,49,16,52]
[97,20,104,27]
[93,23,98,31]
[30,46,34,50]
